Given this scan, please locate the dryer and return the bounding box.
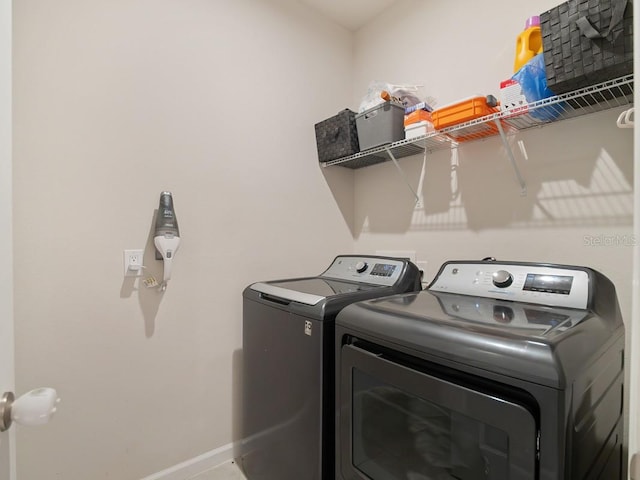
[335,259,626,480]
[240,255,421,480]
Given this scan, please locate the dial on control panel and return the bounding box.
[355,261,368,273]
[492,270,514,288]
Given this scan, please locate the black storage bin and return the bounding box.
[540,0,633,95]
[314,109,359,163]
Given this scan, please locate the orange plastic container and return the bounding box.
[431,95,503,143]
[404,110,432,126]
[431,96,499,130]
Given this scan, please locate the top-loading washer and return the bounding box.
[240,255,421,480]
[335,259,625,480]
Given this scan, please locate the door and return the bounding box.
[0,0,15,478]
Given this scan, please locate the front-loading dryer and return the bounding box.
[335,259,625,480]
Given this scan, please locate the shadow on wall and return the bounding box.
[321,164,357,237]
[348,153,428,237]
[350,109,633,235]
[119,210,165,337]
[232,348,244,459]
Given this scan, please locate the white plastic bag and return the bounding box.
[358,81,428,113]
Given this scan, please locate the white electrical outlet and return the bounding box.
[375,250,417,262]
[417,261,429,288]
[124,249,144,277]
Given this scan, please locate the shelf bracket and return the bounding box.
[494,119,527,196]
[384,146,420,204]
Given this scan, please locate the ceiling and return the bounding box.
[299,0,399,31]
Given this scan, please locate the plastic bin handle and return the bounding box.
[364,110,379,120]
[576,0,628,44]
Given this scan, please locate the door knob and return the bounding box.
[0,388,60,432]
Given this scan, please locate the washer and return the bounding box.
[240,255,421,480]
[335,259,625,480]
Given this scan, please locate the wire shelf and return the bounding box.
[322,74,634,169]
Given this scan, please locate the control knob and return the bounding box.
[492,270,513,288]
[355,261,368,273]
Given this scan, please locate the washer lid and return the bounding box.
[250,282,325,306]
[250,278,381,306]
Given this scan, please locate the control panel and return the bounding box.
[321,256,407,286]
[429,262,590,309]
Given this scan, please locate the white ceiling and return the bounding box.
[299,0,399,31]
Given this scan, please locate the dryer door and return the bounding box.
[337,343,538,480]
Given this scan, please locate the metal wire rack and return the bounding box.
[322,74,634,170]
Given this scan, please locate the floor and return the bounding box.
[188,460,247,480]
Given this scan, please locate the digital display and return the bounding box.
[523,274,573,295]
[370,263,396,277]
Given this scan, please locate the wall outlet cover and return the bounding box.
[375,250,417,262]
[124,249,145,277]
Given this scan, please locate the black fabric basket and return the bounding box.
[314,109,359,163]
[540,0,633,95]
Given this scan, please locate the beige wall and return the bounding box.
[630,0,640,468]
[13,1,354,478]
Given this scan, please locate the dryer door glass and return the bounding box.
[339,344,538,480]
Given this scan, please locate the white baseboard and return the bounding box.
[139,442,238,480]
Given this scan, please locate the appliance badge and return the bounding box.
[304,321,312,336]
